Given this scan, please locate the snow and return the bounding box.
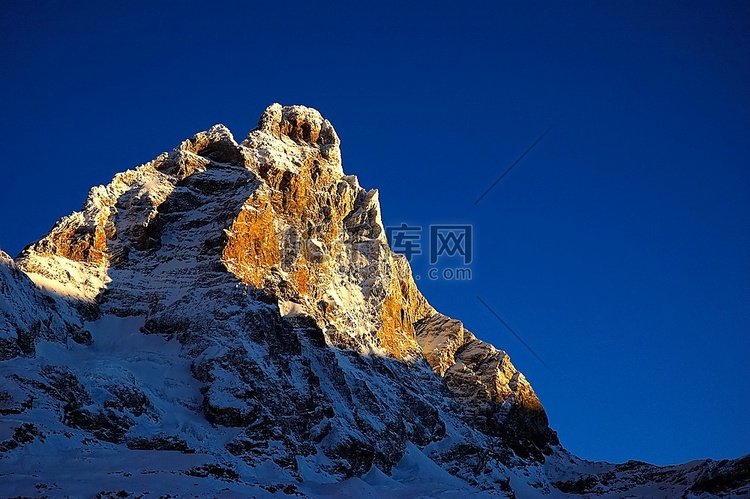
[23,253,109,303]
[297,444,494,498]
[0,442,280,498]
[0,314,281,496]
[279,299,306,317]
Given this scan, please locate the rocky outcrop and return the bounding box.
[416,313,477,377]
[416,313,558,461]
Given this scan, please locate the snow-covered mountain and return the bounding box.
[1,104,747,498]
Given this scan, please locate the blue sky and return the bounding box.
[1,1,748,465]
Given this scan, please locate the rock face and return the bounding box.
[1,104,748,498]
[416,313,557,461]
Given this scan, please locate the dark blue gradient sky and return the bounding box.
[1,1,748,465]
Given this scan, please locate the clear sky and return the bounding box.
[1,1,748,466]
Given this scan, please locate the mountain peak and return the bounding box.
[248,103,342,173]
[2,105,747,497]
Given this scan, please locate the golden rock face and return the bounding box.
[36,221,108,264]
[222,104,430,361]
[222,189,280,290]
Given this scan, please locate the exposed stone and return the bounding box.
[416,313,557,460]
[416,313,476,377]
[126,435,192,452]
[0,423,42,453]
[185,464,240,481]
[70,328,93,345]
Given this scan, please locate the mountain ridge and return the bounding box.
[0,104,747,498]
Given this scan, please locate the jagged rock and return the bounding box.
[0,423,42,453]
[252,103,342,166]
[0,104,747,497]
[417,313,557,460]
[416,313,476,377]
[690,456,750,496]
[445,338,558,460]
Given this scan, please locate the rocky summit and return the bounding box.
[0,104,747,498]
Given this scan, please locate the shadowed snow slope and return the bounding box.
[1,104,747,498]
